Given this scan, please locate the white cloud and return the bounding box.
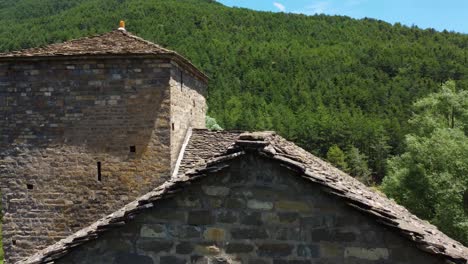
[273,2,286,12]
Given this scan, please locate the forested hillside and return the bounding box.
[0,0,467,249]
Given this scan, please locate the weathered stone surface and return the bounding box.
[311,229,356,242]
[188,211,215,225]
[176,242,194,254]
[204,228,226,241]
[55,156,449,264]
[247,200,273,210]
[344,247,389,261]
[231,228,268,240]
[240,211,263,226]
[160,256,186,264]
[137,240,173,253]
[225,243,254,254]
[114,253,154,264]
[297,244,320,258]
[275,201,310,212]
[140,224,166,238]
[202,186,231,196]
[257,243,294,257]
[0,55,207,263]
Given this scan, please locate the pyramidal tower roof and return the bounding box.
[0,27,208,81]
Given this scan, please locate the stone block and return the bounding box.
[248,259,270,264]
[204,228,226,241]
[240,211,263,226]
[273,260,311,264]
[180,225,203,238]
[176,242,195,254]
[247,200,273,210]
[188,211,214,225]
[257,243,293,257]
[231,228,268,239]
[224,198,245,209]
[310,229,356,242]
[297,244,319,258]
[344,247,389,261]
[160,256,186,264]
[136,240,173,253]
[320,243,343,258]
[194,244,221,255]
[226,243,254,254]
[140,224,166,238]
[216,211,237,223]
[275,201,310,212]
[202,185,230,196]
[114,252,153,264]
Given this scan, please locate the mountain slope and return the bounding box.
[0,0,467,180]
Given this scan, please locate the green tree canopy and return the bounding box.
[382,81,468,245]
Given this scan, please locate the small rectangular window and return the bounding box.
[26,184,34,190]
[172,123,175,131]
[97,162,102,181]
[130,146,136,153]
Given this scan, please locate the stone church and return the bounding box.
[0,24,467,264]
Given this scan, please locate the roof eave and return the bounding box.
[0,53,209,84]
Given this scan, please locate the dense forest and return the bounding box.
[0,0,466,253]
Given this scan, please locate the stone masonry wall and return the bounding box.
[170,62,207,167]
[58,154,446,264]
[0,57,174,263]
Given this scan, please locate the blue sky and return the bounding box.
[217,0,468,34]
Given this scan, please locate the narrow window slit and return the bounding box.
[180,71,184,90]
[97,162,102,182]
[172,123,175,131]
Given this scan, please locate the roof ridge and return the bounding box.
[119,30,175,54]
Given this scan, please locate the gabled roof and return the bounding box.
[20,130,468,264]
[0,30,208,82]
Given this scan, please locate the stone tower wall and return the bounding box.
[170,62,207,167]
[0,57,178,263]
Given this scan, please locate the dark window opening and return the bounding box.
[26,184,34,190]
[97,162,102,181]
[180,71,184,90]
[12,240,16,246]
[193,100,196,107]
[130,146,136,153]
[172,123,175,131]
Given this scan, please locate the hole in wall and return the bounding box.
[172,123,175,131]
[12,240,16,246]
[193,99,196,107]
[26,184,34,190]
[129,146,136,153]
[97,162,102,182]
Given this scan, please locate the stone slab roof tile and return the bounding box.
[19,129,468,264]
[0,30,208,82]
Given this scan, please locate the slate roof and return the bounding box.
[20,129,468,264]
[0,29,208,82]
